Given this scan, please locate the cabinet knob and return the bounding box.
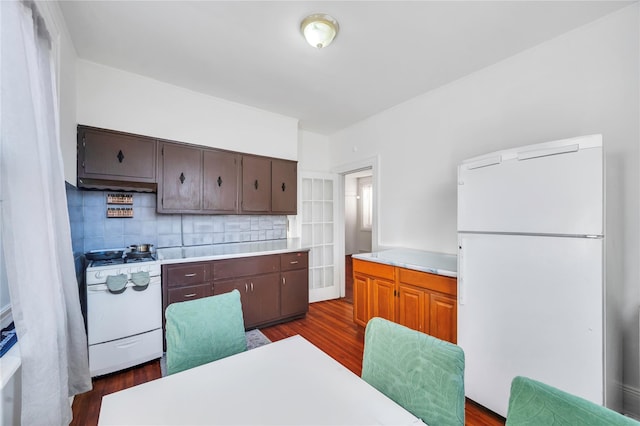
[179,172,186,184]
[117,150,124,163]
[183,293,197,298]
[282,277,286,285]
[184,273,196,277]
[281,182,286,192]
[254,179,259,190]
[217,176,223,187]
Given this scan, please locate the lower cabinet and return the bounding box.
[163,260,213,305]
[163,251,309,337]
[353,258,457,344]
[167,283,213,305]
[214,272,281,328]
[353,274,370,327]
[280,252,309,318]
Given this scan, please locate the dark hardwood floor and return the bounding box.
[71,299,505,426]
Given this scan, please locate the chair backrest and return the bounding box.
[361,317,465,426]
[165,290,247,375]
[506,376,639,425]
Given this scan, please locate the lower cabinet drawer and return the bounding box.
[168,283,213,305]
[214,255,279,280]
[165,262,210,287]
[280,251,308,271]
[89,328,162,377]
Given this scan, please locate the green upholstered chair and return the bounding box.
[361,317,465,426]
[165,290,247,375]
[506,376,640,426]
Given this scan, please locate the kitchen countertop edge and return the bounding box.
[156,238,309,265]
[352,248,457,278]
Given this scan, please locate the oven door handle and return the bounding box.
[88,277,160,292]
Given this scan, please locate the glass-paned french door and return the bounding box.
[299,172,339,302]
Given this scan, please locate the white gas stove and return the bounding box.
[85,253,162,377]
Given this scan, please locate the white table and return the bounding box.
[99,335,425,425]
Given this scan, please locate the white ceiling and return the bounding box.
[58,1,632,135]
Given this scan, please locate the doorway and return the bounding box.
[343,169,373,303]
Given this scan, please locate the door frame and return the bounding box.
[332,156,380,298]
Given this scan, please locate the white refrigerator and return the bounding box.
[457,134,613,417]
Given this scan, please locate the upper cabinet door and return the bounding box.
[203,150,240,214]
[241,156,271,213]
[271,159,297,214]
[78,126,156,182]
[158,142,202,212]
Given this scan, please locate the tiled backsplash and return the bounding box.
[66,183,288,255]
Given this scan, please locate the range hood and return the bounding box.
[78,177,157,193]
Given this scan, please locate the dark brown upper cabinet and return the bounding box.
[203,150,240,214]
[271,159,297,214]
[157,142,202,212]
[158,143,241,214]
[76,125,296,215]
[240,156,298,215]
[77,125,157,192]
[241,155,271,213]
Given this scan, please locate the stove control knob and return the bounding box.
[95,271,103,279]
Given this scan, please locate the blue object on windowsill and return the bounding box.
[0,322,17,357]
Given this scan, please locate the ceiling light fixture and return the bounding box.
[300,13,339,49]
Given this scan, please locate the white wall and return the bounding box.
[72,60,299,184]
[298,129,331,172]
[326,4,640,414]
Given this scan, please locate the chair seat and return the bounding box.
[165,290,247,375]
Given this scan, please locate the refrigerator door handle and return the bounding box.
[458,241,466,305]
[517,143,579,161]
[463,155,502,171]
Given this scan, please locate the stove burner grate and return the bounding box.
[89,254,156,268]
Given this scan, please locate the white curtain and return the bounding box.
[1,1,91,425]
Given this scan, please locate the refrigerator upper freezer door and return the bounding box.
[457,233,604,417]
[458,135,602,236]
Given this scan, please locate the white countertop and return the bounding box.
[352,248,457,278]
[156,238,308,264]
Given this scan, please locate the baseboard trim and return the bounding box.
[623,383,640,420]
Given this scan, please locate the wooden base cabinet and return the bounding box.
[213,252,309,329]
[163,261,213,305]
[213,254,281,328]
[353,274,370,327]
[163,251,309,341]
[353,260,395,327]
[353,258,457,344]
[280,252,309,318]
[429,292,457,343]
[397,283,428,333]
[214,273,281,327]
